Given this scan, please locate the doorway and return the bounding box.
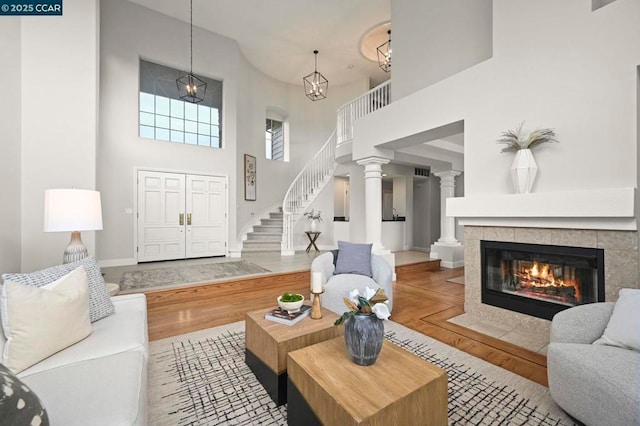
[137,170,227,262]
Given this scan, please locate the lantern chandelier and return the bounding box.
[176,0,207,103]
[377,29,391,73]
[303,50,328,101]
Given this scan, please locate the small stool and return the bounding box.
[106,283,120,296]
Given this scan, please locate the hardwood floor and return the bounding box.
[146,261,549,386]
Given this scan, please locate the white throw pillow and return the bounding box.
[0,266,92,373]
[593,288,640,351]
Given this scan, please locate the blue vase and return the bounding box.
[344,313,384,366]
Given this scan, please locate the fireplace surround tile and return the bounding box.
[483,226,514,241]
[463,225,639,332]
[596,230,638,250]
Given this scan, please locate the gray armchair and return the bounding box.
[311,252,393,315]
[547,303,640,426]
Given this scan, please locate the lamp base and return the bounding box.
[63,231,89,264]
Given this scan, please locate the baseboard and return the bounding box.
[228,250,242,258]
[98,258,136,268]
[410,246,430,253]
[440,260,465,269]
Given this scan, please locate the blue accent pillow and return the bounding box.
[334,241,373,277]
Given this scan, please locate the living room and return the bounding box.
[0,0,638,425]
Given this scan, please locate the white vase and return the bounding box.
[510,148,538,194]
[309,219,319,232]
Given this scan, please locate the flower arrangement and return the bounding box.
[334,287,391,325]
[497,122,559,153]
[303,209,322,222]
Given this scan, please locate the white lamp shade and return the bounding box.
[44,189,103,232]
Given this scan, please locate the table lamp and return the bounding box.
[44,189,103,264]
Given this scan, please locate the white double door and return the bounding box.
[137,170,226,262]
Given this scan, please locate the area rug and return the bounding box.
[119,261,270,292]
[148,321,575,426]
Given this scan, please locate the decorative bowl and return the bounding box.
[277,294,304,313]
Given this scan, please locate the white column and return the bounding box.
[435,170,462,245]
[356,157,390,252]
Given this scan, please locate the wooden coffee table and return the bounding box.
[287,337,448,425]
[245,305,342,405]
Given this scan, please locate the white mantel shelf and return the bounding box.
[447,187,637,231]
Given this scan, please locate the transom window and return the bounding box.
[139,59,223,148]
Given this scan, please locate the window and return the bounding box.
[139,59,223,148]
[265,118,285,161]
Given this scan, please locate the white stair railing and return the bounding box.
[281,131,337,254]
[337,80,391,147]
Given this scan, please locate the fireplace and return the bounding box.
[481,241,605,320]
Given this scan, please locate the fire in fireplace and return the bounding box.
[481,241,604,320]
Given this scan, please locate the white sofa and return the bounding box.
[6,293,149,425]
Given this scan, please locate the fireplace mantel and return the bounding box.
[447,187,636,230]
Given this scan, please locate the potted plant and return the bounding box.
[334,287,390,366]
[497,122,559,194]
[303,209,322,232]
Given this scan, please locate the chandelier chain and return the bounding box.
[189,0,193,73]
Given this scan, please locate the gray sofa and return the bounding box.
[547,303,640,426]
[12,293,149,425]
[311,252,393,315]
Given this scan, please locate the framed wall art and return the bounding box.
[244,154,256,201]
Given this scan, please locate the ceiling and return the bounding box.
[129,0,392,87]
[128,0,464,171]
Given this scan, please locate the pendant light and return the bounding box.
[303,50,328,101]
[377,29,391,73]
[176,0,206,103]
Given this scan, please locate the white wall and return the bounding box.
[20,0,99,271]
[359,0,640,201]
[98,0,366,261]
[0,18,22,277]
[391,0,493,101]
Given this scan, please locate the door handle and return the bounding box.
[179,213,184,225]
[187,213,192,225]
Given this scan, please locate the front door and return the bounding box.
[137,170,227,262]
[137,171,186,262]
[186,175,226,258]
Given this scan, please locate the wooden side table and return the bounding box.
[244,305,342,405]
[287,337,448,425]
[304,231,321,253]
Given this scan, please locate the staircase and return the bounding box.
[240,81,392,255]
[242,210,283,253]
[281,131,337,254]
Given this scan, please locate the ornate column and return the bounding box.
[356,156,390,252]
[430,170,464,269]
[435,170,462,245]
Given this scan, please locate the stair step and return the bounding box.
[269,212,283,219]
[246,232,282,241]
[261,218,282,226]
[242,240,282,252]
[254,225,283,232]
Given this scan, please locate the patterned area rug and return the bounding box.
[119,261,270,291]
[149,321,575,426]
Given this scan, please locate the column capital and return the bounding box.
[433,170,462,179]
[434,170,462,189]
[356,156,391,167]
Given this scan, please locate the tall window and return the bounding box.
[266,118,284,161]
[139,59,223,148]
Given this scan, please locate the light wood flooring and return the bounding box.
[145,258,549,387]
